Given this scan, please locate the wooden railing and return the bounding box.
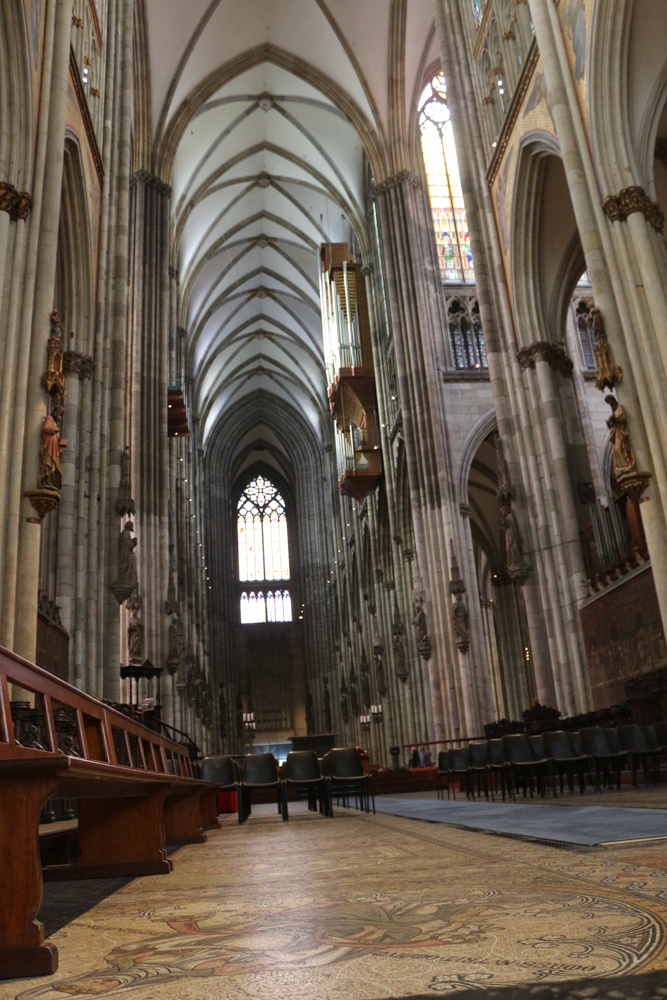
[0,644,192,777]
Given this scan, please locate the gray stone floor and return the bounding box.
[373,794,667,845]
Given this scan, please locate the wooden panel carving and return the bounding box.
[580,566,667,710]
[36,615,69,683]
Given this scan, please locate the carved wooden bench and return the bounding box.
[0,645,219,980]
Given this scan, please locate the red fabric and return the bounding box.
[217,791,237,813]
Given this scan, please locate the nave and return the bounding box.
[4,802,667,1000]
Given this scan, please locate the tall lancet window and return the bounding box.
[419,74,474,282]
[238,475,291,623]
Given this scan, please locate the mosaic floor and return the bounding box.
[4,805,667,1000]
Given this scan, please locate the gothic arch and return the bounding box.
[54,137,94,354]
[511,134,583,345]
[0,0,33,188]
[458,408,497,500]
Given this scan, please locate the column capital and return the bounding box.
[0,181,32,221]
[517,341,573,378]
[63,351,84,375]
[602,185,664,233]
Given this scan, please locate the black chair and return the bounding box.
[436,750,451,800]
[618,724,663,786]
[281,750,329,819]
[323,748,375,815]
[487,738,509,801]
[502,733,553,799]
[237,753,284,824]
[468,742,491,800]
[201,754,237,791]
[542,731,595,795]
[579,726,629,790]
[448,746,472,800]
[646,723,667,776]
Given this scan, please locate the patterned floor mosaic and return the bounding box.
[3,805,667,999]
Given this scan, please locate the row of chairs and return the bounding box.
[202,747,375,823]
[437,724,667,802]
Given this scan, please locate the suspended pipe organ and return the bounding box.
[319,244,381,502]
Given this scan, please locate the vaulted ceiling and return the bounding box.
[139,0,440,469]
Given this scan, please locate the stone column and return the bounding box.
[104,0,134,699]
[13,0,73,661]
[527,0,667,633]
[55,352,83,639]
[375,171,491,738]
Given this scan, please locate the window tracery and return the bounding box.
[237,475,291,623]
[446,296,488,370]
[419,74,474,282]
[571,294,596,371]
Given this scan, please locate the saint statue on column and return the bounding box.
[605,395,636,476]
[39,413,66,491]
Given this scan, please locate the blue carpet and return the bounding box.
[373,796,667,846]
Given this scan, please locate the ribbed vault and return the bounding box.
[141,0,439,451]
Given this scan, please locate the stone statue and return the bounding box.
[339,676,349,724]
[373,644,388,698]
[499,497,528,581]
[39,413,66,491]
[392,595,408,683]
[118,521,138,588]
[166,617,180,674]
[128,611,144,663]
[360,647,371,709]
[452,595,470,653]
[393,632,408,683]
[605,395,636,476]
[412,597,432,661]
[494,435,510,494]
[323,676,332,733]
[305,685,315,735]
[348,674,359,716]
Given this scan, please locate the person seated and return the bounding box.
[409,747,420,768]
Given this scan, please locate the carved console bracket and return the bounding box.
[0,181,32,221]
[602,185,664,233]
[372,170,420,195]
[517,341,573,379]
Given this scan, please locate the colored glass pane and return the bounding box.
[237,475,290,583]
[419,74,474,282]
[471,0,484,27]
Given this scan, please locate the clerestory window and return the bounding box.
[419,73,474,283]
[237,475,291,623]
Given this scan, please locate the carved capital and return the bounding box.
[131,170,172,198]
[0,182,32,221]
[602,185,665,233]
[373,169,420,195]
[80,356,95,379]
[169,265,179,282]
[517,341,573,379]
[63,351,84,375]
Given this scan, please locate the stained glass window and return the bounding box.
[238,475,291,623]
[471,0,484,27]
[240,589,292,624]
[419,74,474,282]
[448,297,487,369]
